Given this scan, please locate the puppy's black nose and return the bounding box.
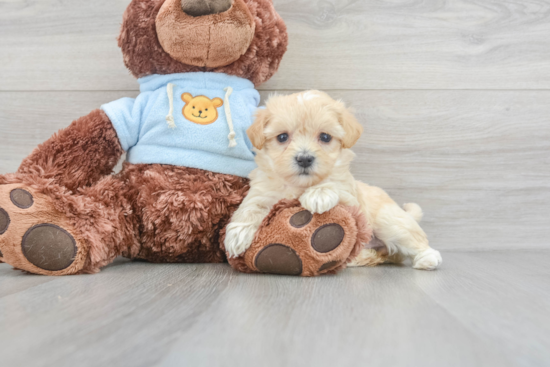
[296,155,315,168]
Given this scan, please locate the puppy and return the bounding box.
[225,91,442,270]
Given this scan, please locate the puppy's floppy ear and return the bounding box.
[247,108,270,150]
[337,102,363,149]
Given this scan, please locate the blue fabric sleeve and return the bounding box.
[100,97,143,151]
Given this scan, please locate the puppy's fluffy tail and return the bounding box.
[403,203,423,223]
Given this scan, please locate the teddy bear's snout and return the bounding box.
[156,0,255,68]
[182,0,233,17]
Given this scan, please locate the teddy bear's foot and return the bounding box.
[0,184,87,275]
[227,200,372,277]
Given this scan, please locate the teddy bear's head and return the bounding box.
[119,0,288,86]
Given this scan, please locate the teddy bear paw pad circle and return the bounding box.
[289,210,313,228]
[311,224,345,253]
[255,244,303,275]
[21,224,77,271]
[10,189,34,209]
[0,208,9,235]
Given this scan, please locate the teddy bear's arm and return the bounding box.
[17,109,124,192]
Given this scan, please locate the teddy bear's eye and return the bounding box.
[193,106,195,109]
[205,109,208,111]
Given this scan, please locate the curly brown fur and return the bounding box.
[1,164,250,274]
[17,110,123,193]
[119,0,288,86]
[122,164,250,264]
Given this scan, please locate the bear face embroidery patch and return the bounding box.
[182,93,224,125]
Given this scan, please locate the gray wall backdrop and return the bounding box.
[1,0,549,251]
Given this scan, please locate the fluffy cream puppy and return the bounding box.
[225,91,442,270]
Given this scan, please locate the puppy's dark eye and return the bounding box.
[320,133,332,143]
[205,109,208,111]
[193,106,195,109]
[277,133,289,143]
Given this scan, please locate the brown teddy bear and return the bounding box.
[0,0,372,276]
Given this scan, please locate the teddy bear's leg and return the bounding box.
[121,164,250,264]
[224,201,377,277]
[16,109,124,192]
[0,109,126,270]
[0,172,139,275]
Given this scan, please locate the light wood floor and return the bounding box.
[1,250,549,367]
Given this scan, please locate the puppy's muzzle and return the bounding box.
[295,155,315,169]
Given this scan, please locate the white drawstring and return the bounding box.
[224,87,237,148]
[166,83,176,129]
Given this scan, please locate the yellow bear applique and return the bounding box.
[182,93,224,125]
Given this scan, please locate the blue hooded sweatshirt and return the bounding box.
[101,72,260,178]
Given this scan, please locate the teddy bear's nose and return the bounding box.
[181,0,233,17]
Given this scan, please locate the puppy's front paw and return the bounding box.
[413,248,442,270]
[299,187,340,214]
[225,222,259,258]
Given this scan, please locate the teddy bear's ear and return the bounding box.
[182,93,193,103]
[212,98,224,108]
[247,108,270,150]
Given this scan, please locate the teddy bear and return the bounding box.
[0,0,374,276]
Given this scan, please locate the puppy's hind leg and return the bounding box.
[348,236,405,267]
[374,202,442,270]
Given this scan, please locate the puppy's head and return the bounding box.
[248,91,363,188]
